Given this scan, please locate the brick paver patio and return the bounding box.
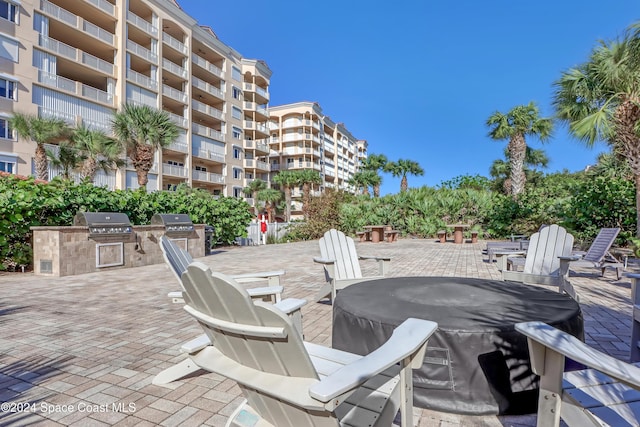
[0,237,634,426]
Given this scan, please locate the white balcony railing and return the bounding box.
[81,52,114,74]
[166,141,188,153]
[192,54,223,78]
[41,0,77,26]
[38,70,113,105]
[162,84,187,103]
[87,0,115,15]
[193,170,224,184]
[162,58,187,78]
[127,11,158,35]
[192,123,224,142]
[167,111,188,128]
[127,39,157,63]
[162,163,187,177]
[191,100,222,120]
[162,32,187,55]
[83,20,114,45]
[126,69,158,90]
[246,159,270,171]
[194,148,225,163]
[82,84,113,105]
[192,77,223,99]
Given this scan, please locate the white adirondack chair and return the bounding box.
[160,235,286,303]
[180,261,437,427]
[565,227,624,280]
[501,224,577,298]
[153,236,306,386]
[516,321,640,427]
[313,229,391,302]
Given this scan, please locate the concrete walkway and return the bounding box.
[0,238,634,426]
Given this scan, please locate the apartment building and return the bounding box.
[0,0,271,197]
[268,102,366,201]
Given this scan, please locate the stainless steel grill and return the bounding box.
[73,212,133,241]
[151,213,196,238]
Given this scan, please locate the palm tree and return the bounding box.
[587,152,632,179]
[112,104,179,189]
[486,102,553,197]
[553,26,640,235]
[256,188,282,223]
[361,153,388,197]
[272,170,301,221]
[243,178,267,211]
[298,169,322,219]
[489,147,550,193]
[384,159,424,192]
[9,113,69,181]
[72,125,123,182]
[46,140,83,180]
[347,171,369,195]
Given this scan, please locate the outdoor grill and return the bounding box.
[73,212,134,241]
[151,213,197,238]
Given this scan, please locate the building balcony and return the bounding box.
[192,77,223,100]
[192,100,223,120]
[127,39,157,64]
[39,35,115,75]
[40,0,114,45]
[167,111,188,128]
[244,120,268,134]
[162,163,187,177]
[192,124,224,142]
[162,84,187,104]
[194,148,225,163]
[37,70,114,106]
[87,0,115,16]
[126,69,158,91]
[243,82,269,102]
[243,139,270,154]
[324,143,335,154]
[192,54,224,79]
[243,101,268,119]
[244,159,270,171]
[162,32,188,55]
[193,170,224,184]
[162,58,187,79]
[127,11,158,36]
[165,139,188,153]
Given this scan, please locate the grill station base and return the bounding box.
[30,224,205,277]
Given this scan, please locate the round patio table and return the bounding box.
[332,276,583,415]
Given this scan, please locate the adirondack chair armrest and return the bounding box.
[493,250,526,257]
[308,318,437,405]
[168,291,184,303]
[180,333,211,354]
[313,257,336,265]
[358,255,391,276]
[232,270,286,287]
[559,255,582,262]
[515,321,640,390]
[273,298,307,314]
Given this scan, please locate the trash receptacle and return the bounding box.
[204,225,214,255]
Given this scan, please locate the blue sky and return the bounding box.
[178,0,640,195]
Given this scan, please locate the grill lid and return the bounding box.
[73,212,133,239]
[151,213,196,237]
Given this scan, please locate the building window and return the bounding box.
[0,118,12,139]
[232,126,242,140]
[0,160,14,173]
[195,165,207,172]
[233,168,242,179]
[0,78,16,100]
[232,106,242,120]
[231,67,241,81]
[166,184,177,191]
[0,34,19,62]
[166,160,184,167]
[232,86,241,99]
[233,147,241,159]
[233,187,242,198]
[0,1,18,23]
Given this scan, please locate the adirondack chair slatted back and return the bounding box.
[180,263,330,426]
[160,235,193,281]
[319,229,362,280]
[583,227,620,264]
[523,224,574,276]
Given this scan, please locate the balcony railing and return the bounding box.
[166,141,188,153]
[194,148,225,163]
[167,111,188,128]
[162,58,187,78]
[192,100,222,120]
[127,39,157,63]
[192,54,223,78]
[162,163,187,177]
[37,70,113,106]
[127,11,157,36]
[41,0,114,45]
[162,84,187,103]
[87,0,115,15]
[162,32,187,55]
[243,139,269,153]
[193,170,224,184]
[243,83,269,100]
[126,69,158,90]
[83,20,114,45]
[192,123,224,142]
[244,159,270,171]
[38,106,76,126]
[244,120,267,133]
[192,77,223,99]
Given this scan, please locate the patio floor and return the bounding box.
[0,237,634,426]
